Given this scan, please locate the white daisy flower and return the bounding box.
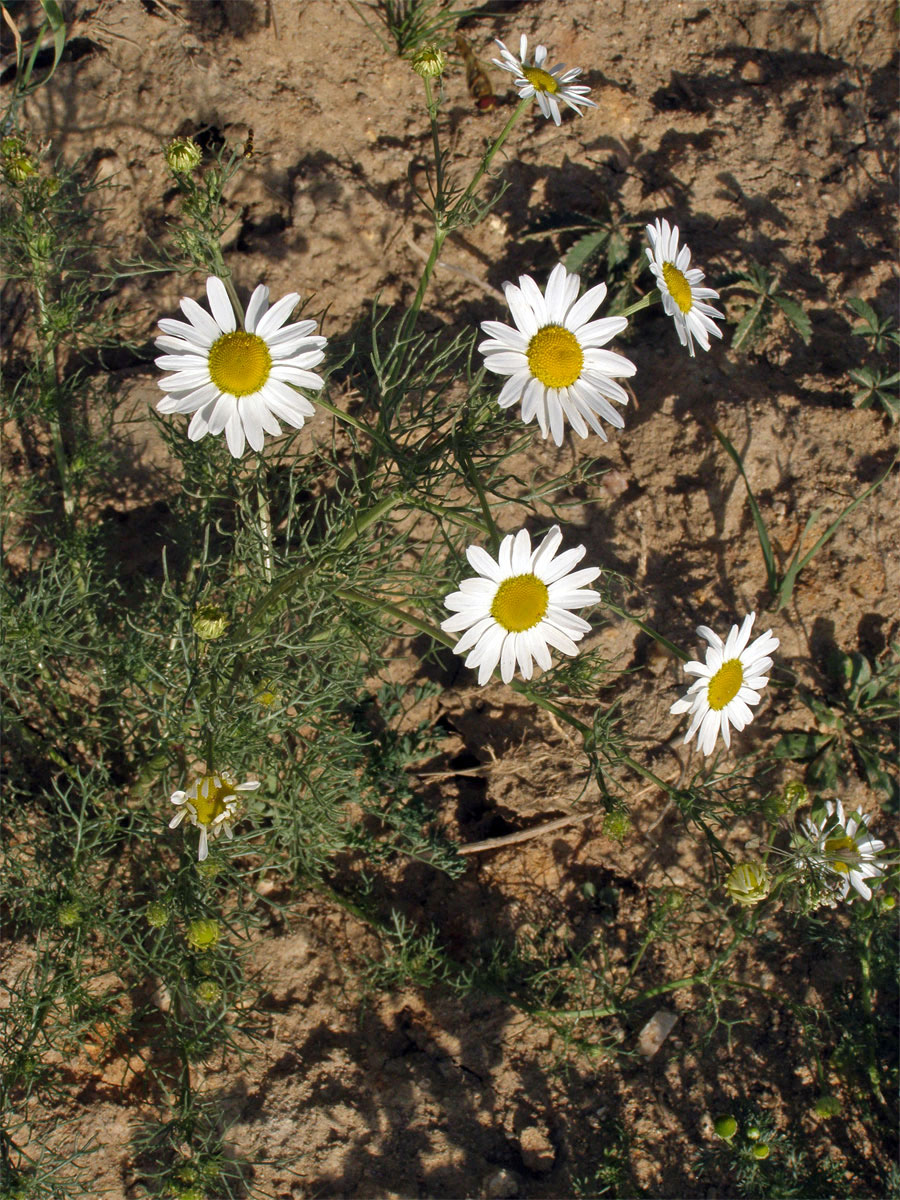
[478,263,636,446]
[801,798,886,902]
[155,276,327,458]
[492,34,596,125]
[645,218,724,357]
[168,772,259,861]
[670,612,779,756]
[441,525,601,686]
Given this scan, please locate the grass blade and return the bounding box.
[711,425,779,596]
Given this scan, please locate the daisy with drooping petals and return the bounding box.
[645,218,724,357]
[168,772,259,861]
[155,276,326,458]
[442,525,601,685]
[800,798,886,902]
[479,263,637,446]
[670,612,779,756]
[492,34,596,125]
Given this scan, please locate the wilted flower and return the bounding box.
[800,798,886,901]
[168,772,259,861]
[492,34,596,125]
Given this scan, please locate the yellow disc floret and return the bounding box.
[707,659,744,711]
[208,331,271,396]
[190,773,236,827]
[661,262,693,314]
[824,833,858,873]
[522,66,560,94]
[527,324,584,389]
[491,574,549,632]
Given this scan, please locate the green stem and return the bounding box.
[456,96,531,213]
[618,289,660,319]
[314,393,395,456]
[335,587,456,648]
[605,600,690,662]
[402,227,447,338]
[255,464,273,583]
[459,445,501,554]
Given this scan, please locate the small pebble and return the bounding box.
[637,1009,679,1057]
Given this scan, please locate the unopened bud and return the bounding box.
[725,861,771,906]
[411,45,445,78]
[146,901,168,928]
[714,1115,737,1141]
[751,1143,770,1160]
[192,602,228,641]
[186,918,220,950]
[165,136,202,174]
[194,979,222,1006]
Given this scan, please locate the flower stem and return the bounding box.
[456,96,531,214]
[459,446,502,554]
[605,600,689,662]
[254,456,273,584]
[618,289,659,319]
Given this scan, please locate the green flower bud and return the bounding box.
[814,1095,841,1117]
[197,857,222,879]
[42,175,61,197]
[57,901,81,928]
[714,1115,738,1141]
[1,135,26,157]
[746,1126,761,1140]
[724,861,771,906]
[879,894,896,913]
[186,918,220,950]
[146,901,169,928]
[411,45,446,78]
[192,603,228,641]
[194,979,222,1006]
[781,780,808,810]
[751,1143,770,1160]
[165,136,202,174]
[4,154,37,182]
[602,810,631,843]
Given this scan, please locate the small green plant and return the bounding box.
[725,262,812,351]
[712,425,897,611]
[846,297,900,420]
[775,645,900,806]
[347,0,467,57]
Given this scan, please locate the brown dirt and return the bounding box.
[4,0,898,1197]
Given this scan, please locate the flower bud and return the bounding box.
[186,918,220,950]
[814,1095,841,1117]
[724,861,771,906]
[751,1143,770,1160]
[781,779,808,810]
[714,1115,737,1141]
[165,135,202,174]
[194,979,222,1006]
[146,901,169,928]
[411,45,445,78]
[602,810,631,843]
[57,901,81,928]
[192,602,228,641]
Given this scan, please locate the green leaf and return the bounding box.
[731,296,766,352]
[565,229,609,276]
[773,293,812,345]
[846,296,880,329]
[607,230,629,269]
[773,731,832,760]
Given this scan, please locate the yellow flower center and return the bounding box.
[526,324,584,389]
[191,774,235,827]
[661,261,693,314]
[491,573,549,632]
[207,331,271,396]
[522,66,559,94]
[707,659,743,711]
[824,834,858,873]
